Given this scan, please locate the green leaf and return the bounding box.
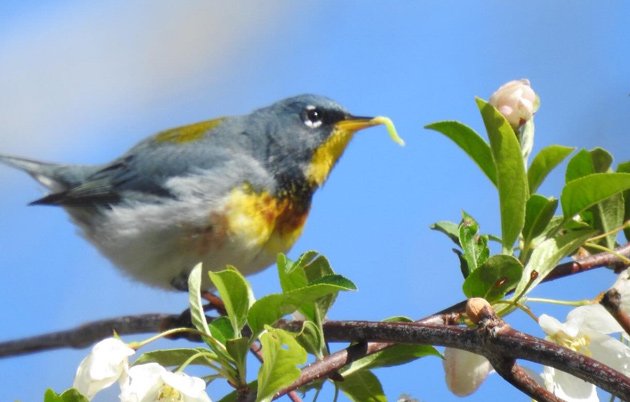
[453,249,469,279]
[187,264,234,367]
[476,98,529,250]
[277,253,309,293]
[513,228,596,298]
[248,279,355,336]
[430,220,461,245]
[208,316,235,345]
[277,254,346,358]
[309,274,356,289]
[565,149,595,182]
[278,253,342,322]
[257,328,307,402]
[227,337,251,385]
[134,348,215,367]
[458,212,489,274]
[277,253,314,321]
[382,316,414,322]
[425,121,496,186]
[209,267,254,335]
[561,173,630,220]
[565,148,612,182]
[462,254,523,301]
[591,193,625,248]
[590,148,614,173]
[303,257,342,321]
[44,389,63,402]
[295,320,325,358]
[581,152,627,247]
[528,145,574,193]
[44,389,89,402]
[302,254,336,283]
[523,195,558,245]
[188,263,210,336]
[218,382,257,402]
[338,370,386,402]
[618,161,630,241]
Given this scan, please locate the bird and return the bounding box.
[0,94,402,291]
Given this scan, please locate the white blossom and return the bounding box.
[120,362,211,402]
[73,337,135,400]
[442,347,492,396]
[539,305,630,401]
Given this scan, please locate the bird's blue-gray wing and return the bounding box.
[33,118,252,207]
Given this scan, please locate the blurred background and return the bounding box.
[1,1,628,401]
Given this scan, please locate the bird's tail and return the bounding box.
[0,154,95,194]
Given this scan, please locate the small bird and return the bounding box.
[1,94,402,290]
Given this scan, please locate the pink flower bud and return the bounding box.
[489,79,539,128]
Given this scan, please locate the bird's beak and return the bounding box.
[337,115,405,146]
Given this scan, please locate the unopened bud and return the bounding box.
[489,79,539,129]
[443,347,492,396]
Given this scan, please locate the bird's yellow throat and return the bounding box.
[306,116,404,187]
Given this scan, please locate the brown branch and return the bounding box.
[2,244,628,358]
[0,314,173,357]
[276,244,630,399]
[0,244,630,401]
[544,242,630,282]
[1,308,628,401]
[468,298,563,402]
[600,288,630,335]
[487,357,562,402]
[414,242,630,324]
[276,311,630,401]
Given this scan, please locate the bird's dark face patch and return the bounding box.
[300,104,347,130]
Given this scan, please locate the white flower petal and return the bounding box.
[73,337,135,400]
[588,332,630,376]
[542,366,598,402]
[121,363,211,402]
[567,305,622,334]
[539,314,576,336]
[540,304,630,402]
[120,363,165,402]
[162,370,211,402]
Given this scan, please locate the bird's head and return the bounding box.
[251,94,402,188]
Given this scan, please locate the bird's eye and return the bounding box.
[303,105,324,128]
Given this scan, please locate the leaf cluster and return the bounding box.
[428,99,630,306]
[136,254,436,402]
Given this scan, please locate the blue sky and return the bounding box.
[1,2,629,401]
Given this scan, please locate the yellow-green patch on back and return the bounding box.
[154,118,224,144]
